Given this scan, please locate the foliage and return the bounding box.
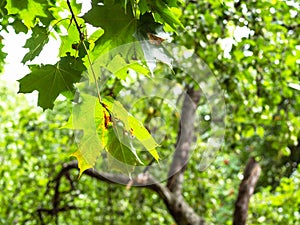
[178,0,300,186]
[0,82,74,223]
[248,165,300,224]
[1,0,186,174]
[0,0,300,224]
[18,55,86,109]
[0,83,174,224]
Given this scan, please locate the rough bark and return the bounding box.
[233,157,261,225]
[163,195,206,225]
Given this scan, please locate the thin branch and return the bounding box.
[82,42,102,102]
[66,0,102,102]
[66,0,84,40]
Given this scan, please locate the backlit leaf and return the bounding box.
[102,97,160,161]
[18,55,86,110]
[22,25,49,63]
[70,94,104,177]
[5,0,49,28]
[66,94,146,175]
[105,127,143,174]
[146,0,183,31]
[83,1,136,61]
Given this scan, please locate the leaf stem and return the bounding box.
[82,42,102,102]
[66,0,84,40]
[66,0,102,102]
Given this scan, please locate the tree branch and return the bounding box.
[45,160,205,225]
[233,157,261,225]
[167,87,201,195]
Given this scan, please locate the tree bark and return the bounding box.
[167,87,201,195]
[163,195,206,225]
[164,87,205,225]
[233,157,261,225]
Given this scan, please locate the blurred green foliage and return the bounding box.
[0,0,300,224]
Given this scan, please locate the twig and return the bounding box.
[66,0,102,102]
[66,0,84,40]
[82,41,102,102]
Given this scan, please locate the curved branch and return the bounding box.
[55,161,173,203]
[47,161,205,225]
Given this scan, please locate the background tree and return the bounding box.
[1,0,299,224]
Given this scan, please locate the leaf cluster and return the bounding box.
[1,0,185,174]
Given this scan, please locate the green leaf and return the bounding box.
[146,0,183,31]
[22,25,49,63]
[88,28,104,50]
[105,55,150,79]
[83,1,135,36]
[59,23,79,57]
[59,17,89,57]
[11,19,28,33]
[70,94,104,177]
[126,62,150,76]
[61,114,73,129]
[18,55,86,110]
[102,97,160,161]
[97,99,144,175]
[0,0,8,18]
[106,54,128,79]
[66,94,145,175]
[83,1,137,61]
[105,127,143,174]
[6,0,49,28]
[164,0,179,7]
[138,0,150,14]
[11,0,28,10]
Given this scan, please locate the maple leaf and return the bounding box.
[18,55,86,110]
[102,97,160,161]
[5,0,50,28]
[64,94,145,176]
[105,127,143,175]
[82,1,137,63]
[22,25,49,63]
[62,94,159,175]
[70,94,104,177]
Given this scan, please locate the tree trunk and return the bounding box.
[233,157,261,225]
[167,87,201,195]
[164,87,204,224]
